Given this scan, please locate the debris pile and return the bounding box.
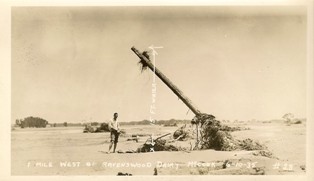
[96,123,111,132]
[173,124,192,141]
[135,114,267,152]
[196,114,267,151]
[220,125,250,132]
[252,150,276,159]
[83,123,111,133]
[238,138,266,151]
[137,139,179,153]
[83,125,95,133]
[137,133,178,152]
[164,123,178,127]
[126,135,139,142]
[153,139,179,151]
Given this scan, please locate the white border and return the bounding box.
[0,0,313,181]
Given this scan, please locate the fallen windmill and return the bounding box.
[131,46,267,151]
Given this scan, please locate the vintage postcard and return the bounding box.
[1,0,313,181]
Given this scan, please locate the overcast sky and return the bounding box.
[12,6,306,123]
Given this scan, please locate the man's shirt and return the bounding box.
[109,119,119,131]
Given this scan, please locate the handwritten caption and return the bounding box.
[26,161,295,171]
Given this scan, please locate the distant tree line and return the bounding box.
[16,116,48,128]
[14,117,191,129]
[120,119,151,125]
[50,122,83,127]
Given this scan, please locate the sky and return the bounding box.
[11,6,307,123]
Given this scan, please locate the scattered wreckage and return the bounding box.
[131,46,268,152]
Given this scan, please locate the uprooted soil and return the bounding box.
[169,115,266,152]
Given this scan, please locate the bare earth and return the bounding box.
[11,121,306,175]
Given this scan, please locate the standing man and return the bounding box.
[108,112,120,153]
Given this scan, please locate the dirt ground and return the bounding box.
[11,120,306,175]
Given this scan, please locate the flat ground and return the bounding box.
[11,120,306,175]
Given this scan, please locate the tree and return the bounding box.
[64,122,68,127]
[282,113,294,125]
[20,120,24,128]
[15,119,20,126]
[19,116,48,128]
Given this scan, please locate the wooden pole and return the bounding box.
[131,47,202,116]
